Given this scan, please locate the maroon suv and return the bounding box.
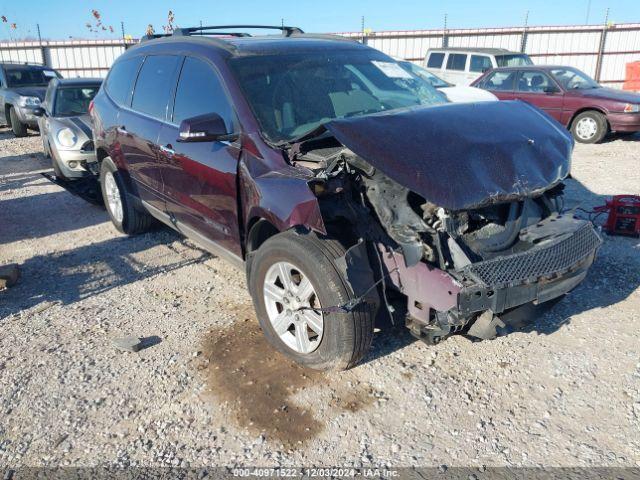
[91,25,601,370]
[472,65,640,143]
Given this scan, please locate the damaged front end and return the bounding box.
[288,101,602,343]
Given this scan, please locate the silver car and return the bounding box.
[34,78,102,180]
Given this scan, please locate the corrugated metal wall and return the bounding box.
[342,23,640,88]
[1,23,639,87]
[0,39,135,78]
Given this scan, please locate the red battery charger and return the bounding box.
[595,195,640,237]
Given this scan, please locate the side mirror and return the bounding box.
[177,112,237,143]
[543,86,559,94]
[32,107,46,117]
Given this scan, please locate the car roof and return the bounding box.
[127,33,368,59]
[0,62,52,69]
[427,47,520,55]
[488,65,575,72]
[56,77,103,85]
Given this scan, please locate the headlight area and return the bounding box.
[623,103,640,113]
[18,96,41,108]
[57,128,78,148]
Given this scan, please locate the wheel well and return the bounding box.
[5,104,12,127]
[96,147,109,163]
[246,218,279,254]
[569,108,609,130]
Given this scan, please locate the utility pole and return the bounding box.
[361,16,366,45]
[520,10,529,53]
[586,0,592,24]
[594,8,610,82]
[442,13,448,48]
[36,23,47,67]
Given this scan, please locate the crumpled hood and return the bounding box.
[13,86,47,101]
[324,100,573,211]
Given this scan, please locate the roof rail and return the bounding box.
[0,60,44,66]
[140,33,173,42]
[172,25,304,37]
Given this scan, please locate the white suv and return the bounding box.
[424,48,532,86]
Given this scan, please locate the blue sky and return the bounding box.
[0,0,637,41]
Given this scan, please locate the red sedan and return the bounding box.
[472,65,640,143]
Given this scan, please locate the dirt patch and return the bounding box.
[201,303,326,446]
[200,303,376,446]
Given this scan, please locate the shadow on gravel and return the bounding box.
[0,230,210,319]
[0,190,104,243]
[600,132,640,144]
[0,152,48,177]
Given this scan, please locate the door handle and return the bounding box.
[160,144,175,156]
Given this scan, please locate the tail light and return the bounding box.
[88,100,95,115]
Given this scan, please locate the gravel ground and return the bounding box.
[0,127,639,469]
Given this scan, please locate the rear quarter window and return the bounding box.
[427,52,445,69]
[470,55,492,73]
[483,71,516,91]
[105,57,144,106]
[446,54,467,71]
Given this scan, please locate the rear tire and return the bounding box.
[9,107,28,137]
[571,110,607,144]
[248,231,376,371]
[99,157,155,235]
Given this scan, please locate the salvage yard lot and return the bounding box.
[1,127,639,467]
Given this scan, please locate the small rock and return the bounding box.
[0,264,20,289]
[112,336,144,352]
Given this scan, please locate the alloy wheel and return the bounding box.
[263,261,324,354]
[103,171,124,223]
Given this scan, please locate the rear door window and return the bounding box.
[172,57,234,130]
[470,55,492,73]
[427,52,445,69]
[131,55,181,120]
[446,54,467,71]
[105,57,143,106]
[483,71,516,91]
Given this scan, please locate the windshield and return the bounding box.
[229,50,447,143]
[495,54,533,67]
[53,85,100,116]
[550,67,599,90]
[398,61,451,88]
[5,67,59,87]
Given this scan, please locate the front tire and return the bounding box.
[99,157,154,235]
[50,145,70,181]
[571,110,607,144]
[9,107,28,137]
[248,231,375,371]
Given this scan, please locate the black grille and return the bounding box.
[460,223,602,287]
